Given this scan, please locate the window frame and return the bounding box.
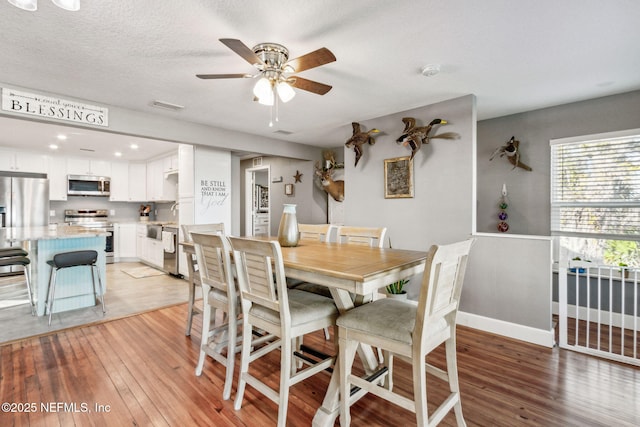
[550,128,640,265]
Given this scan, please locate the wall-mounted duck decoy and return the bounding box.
[489,136,532,171]
[395,118,459,160]
[345,122,380,167]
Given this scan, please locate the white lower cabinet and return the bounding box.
[135,223,163,268]
[114,223,137,260]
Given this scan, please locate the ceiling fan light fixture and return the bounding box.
[51,0,79,11]
[276,81,295,103]
[253,77,272,99]
[8,0,37,10]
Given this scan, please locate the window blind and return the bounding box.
[550,134,640,240]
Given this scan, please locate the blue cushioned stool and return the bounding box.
[45,250,106,325]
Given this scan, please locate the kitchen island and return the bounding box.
[1,226,107,316]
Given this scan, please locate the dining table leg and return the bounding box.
[312,288,380,427]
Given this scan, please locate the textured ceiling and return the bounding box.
[1,0,639,160]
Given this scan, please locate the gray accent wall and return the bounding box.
[341,95,476,298]
[477,90,640,236]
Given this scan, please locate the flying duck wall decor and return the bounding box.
[489,136,532,171]
[344,122,380,167]
[395,118,460,160]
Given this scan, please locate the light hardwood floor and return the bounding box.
[1,302,638,426]
[0,262,194,344]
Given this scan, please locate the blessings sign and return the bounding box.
[2,88,109,127]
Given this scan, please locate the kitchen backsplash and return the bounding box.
[49,199,177,224]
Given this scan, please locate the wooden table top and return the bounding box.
[200,236,427,295]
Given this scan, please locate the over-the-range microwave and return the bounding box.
[67,174,111,196]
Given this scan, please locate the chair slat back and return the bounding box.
[298,223,335,242]
[181,223,225,242]
[191,232,234,295]
[229,237,286,314]
[415,239,475,346]
[335,226,387,248]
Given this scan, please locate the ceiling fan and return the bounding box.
[196,39,336,106]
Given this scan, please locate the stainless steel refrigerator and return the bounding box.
[0,172,50,274]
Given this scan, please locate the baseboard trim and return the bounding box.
[457,311,555,348]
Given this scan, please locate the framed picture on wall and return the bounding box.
[284,183,294,196]
[384,156,414,198]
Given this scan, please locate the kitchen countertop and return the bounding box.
[0,225,108,243]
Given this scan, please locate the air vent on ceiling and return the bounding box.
[273,130,293,135]
[151,100,184,111]
[79,148,95,152]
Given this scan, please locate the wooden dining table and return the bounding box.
[254,237,428,426]
[181,236,428,427]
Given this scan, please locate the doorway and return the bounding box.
[244,166,270,237]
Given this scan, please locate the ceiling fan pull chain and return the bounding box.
[269,103,274,127]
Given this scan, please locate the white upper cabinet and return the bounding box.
[128,162,147,201]
[146,156,177,202]
[47,155,68,201]
[67,157,111,176]
[0,148,48,173]
[109,161,129,201]
[110,161,147,202]
[164,153,179,175]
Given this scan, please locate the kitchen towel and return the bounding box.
[162,230,175,253]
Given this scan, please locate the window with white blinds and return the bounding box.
[550,130,640,241]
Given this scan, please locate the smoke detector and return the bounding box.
[421,64,440,77]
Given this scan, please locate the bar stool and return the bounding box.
[45,250,106,326]
[0,255,35,315]
[0,247,29,258]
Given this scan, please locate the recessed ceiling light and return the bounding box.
[421,64,440,77]
[57,134,68,140]
[49,144,58,150]
[130,144,139,150]
[114,152,122,157]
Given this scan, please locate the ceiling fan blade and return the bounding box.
[219,38,264,66]
[289,76,332,95]
[196,73,252,79]
[286,47,336,73]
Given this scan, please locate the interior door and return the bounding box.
[244,166,270,236]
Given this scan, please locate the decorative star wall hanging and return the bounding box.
[294,170,303,183]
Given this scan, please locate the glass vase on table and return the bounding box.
[277,204,299,247]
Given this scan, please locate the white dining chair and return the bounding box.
[229,236,338,427]
[291,223,336,340]
[335,226,387,248]
[181,223,225,336]
[337,238,475,426]
[191,232,242,400]
[298,223,335,242]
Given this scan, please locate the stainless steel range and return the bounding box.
[64,209,114,264]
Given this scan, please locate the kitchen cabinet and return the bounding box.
[114,223,137,260]
[164,153,179,175]
[146,157,176,202]
[136,224,147,260]
[136,223,163,268]
[110,161,147,201]
[47,155,68,201]
[128,162,147,201]
[0,148,48,173]
[109,161,129,201]
[67,157,111,176]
